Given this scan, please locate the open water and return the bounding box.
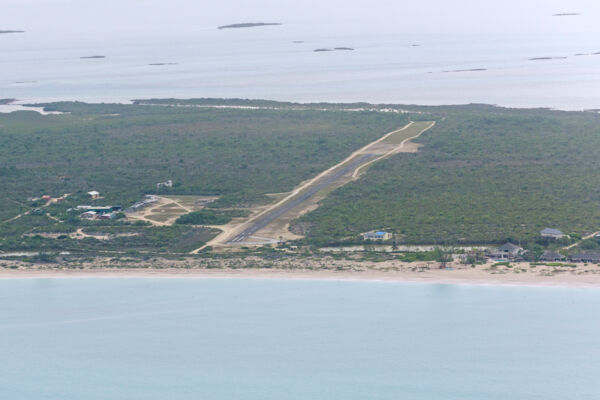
[1,0,600,109]
[1,278,599,399]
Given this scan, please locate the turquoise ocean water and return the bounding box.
[1,278,599,399]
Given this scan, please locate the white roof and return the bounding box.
[88,191,100,195]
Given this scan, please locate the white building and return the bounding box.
[157,180,173,189]
[362,231,392,241]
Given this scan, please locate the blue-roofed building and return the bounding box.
[362,231,392,241]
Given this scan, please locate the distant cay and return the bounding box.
[529,56,567,61]
[218,23,282,30]
[442,68,487,73]
[314,47,355,52]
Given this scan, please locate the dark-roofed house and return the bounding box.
[540,228,566,239]
[539,250,564,262]
[490,242,523,260]
[569,252,600,263]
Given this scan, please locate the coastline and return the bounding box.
[0,97,596,114]
[2,261,600,288]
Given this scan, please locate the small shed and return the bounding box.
[157,180,173,189]
[88,191,100,199]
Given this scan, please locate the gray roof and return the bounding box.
[540,250,563,260]
[541,228,564,235]
[570,252,600,261]
[498,242,522,252]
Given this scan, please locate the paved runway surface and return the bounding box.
[228,154,376,243]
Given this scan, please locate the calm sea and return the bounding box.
[1,0,600,110]
[1,278,599,399]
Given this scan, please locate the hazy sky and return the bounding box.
[3,0,600,39]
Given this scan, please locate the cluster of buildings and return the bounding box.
[488,243,600,263]
[361,227,600,263]
[77,205,122,220]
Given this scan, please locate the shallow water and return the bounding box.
[1,1,600,109]
[1,278,599,399]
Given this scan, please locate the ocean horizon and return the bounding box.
[2,1,600,110]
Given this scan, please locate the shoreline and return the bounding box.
[2,265,600,288]
[0,97,596,114]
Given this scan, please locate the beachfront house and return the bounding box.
[362,231,392,241]
[490,242,523,260]
[540,228,566,239]
[569,252,600,263]
[539,250,564,262]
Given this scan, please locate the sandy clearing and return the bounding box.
[126,195,214,226]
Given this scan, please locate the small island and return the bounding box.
[0,98,17,105]
[148,63,178,66]
[529,56,567,61]
[314,47,355,52]
[80,55,106,59]
[442,68,487,73]
[0,30,25,34]
[553,13,580,17]
[218,23,282,30]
